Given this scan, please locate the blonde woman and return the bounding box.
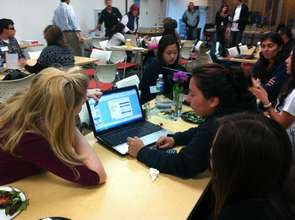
[0,68,106,185]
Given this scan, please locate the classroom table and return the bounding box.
[10,105,210,220]
[218,56,258,64]
[27,56,99,66]
[19,43,44,49]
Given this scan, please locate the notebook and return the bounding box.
[86,86,168,155]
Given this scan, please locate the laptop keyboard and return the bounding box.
[100,122,162,146]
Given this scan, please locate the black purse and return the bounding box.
[2,69,30,80]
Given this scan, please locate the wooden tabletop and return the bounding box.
[19,43,44,49]
[218,56,258,64]
[10,106,210,220]
[108,45,148,53]
[27,56,99,66]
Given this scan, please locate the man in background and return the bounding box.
[0,18,25,63]
[53,0,84,56]
[230,0,249,47]
[182,2,200,40]
[90,0,122,38]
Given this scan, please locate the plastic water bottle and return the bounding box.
[155,74,164,103]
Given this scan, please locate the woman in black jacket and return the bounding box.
[215,4,230,52]
[139,34,186,104]
[128,64,257,178]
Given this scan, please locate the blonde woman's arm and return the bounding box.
[74,128,107,184]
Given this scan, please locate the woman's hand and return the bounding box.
[87,89,102,102]
[127,136,144,158]
[249,77,269,105]
[156,136,175,149]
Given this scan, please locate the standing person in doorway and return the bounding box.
[90,0,122,38]
[182,2,200,40]
[52,0,85,56]
[230,0,249,47]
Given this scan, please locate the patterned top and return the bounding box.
[0,37,25,61]
[25,45,74,73]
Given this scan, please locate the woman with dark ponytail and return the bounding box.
[211,113,295,220]
[128,63,257,178]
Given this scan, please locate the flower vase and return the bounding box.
[172,83,183,119]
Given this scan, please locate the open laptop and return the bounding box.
[86,86,168,155]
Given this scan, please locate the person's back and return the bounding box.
[37,45,74,68]
[0,68,106,185]
[108,33,125,46]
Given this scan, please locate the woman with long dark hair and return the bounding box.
[129,64,257,178]
[252,32,289,103]
[211,113,295,219]
[139,34,185,104]
[251,46,295,154]
[215,4,230,56]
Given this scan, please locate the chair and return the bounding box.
[0,74,35,103]
[95,64,118,91]
[108,49,137,79]
[28,51,42,59]
[90,48,112,64]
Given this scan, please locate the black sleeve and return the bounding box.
[116,8,122,20]
[215,13,221,26]
[99,10,105,24]
[139,60,160,104]
[24,62,45,74]
[172,127,198,146]
[137,119,218,178]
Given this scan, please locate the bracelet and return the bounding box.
[263,102,272,109]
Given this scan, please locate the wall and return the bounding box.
[0,0,132,43]
[166,0,208,39]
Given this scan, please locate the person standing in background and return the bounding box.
[182,2,200,40]
[90,0,122,38]
[230,0,249,47]
[121,4,139,34]
[215,4,230,56]
[52,0,85,56]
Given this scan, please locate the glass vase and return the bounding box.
[172,83,183,119]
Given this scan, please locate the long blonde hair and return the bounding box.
[0,67,89,166]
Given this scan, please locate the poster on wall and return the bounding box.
[134,0,140,7]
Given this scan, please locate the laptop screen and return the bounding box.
[87,88,143,133]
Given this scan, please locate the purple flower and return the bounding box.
[173,71,189,84]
